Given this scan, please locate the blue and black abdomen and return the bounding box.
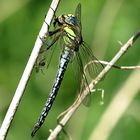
[31,47,72,136]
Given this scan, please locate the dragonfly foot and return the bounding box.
[39,35,46,44]
[50,6,56,18]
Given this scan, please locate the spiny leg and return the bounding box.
[49,28,61,36]
[46,34,61,50]
[39,14,50,44]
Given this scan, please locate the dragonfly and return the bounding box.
[31,3,102,137]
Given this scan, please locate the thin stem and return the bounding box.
[89,65,140,140]
[47,31,140,140]
[85,60,140,70]
[0,0,60,140]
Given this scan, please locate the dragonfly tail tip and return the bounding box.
[31,123,40,137]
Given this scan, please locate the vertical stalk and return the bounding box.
[0,0,60,139]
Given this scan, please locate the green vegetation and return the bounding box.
[0,0,140,140]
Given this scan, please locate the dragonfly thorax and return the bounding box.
[63,26,81,51]
[53,14,82,51]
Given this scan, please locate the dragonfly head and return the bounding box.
[64,14,78,26]
[53,14,77,27]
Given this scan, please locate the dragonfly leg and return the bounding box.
[39,35,47,44]
[44,14,50,29]
[48,28,61,36]
[46,34,61,50]
[50,6,56,19]
[38,33,60,54]
[44,7,56,30]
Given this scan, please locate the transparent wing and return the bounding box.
[80,42,104,78]
[35,33,59,73]
[74,43,104,106]
[74,52,91,106]
[75,3,82,30]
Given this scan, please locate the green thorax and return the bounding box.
[54,14,82,51]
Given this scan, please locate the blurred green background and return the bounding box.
[0,0,140,140]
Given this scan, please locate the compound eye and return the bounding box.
[66,15,77,25]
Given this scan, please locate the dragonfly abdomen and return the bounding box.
[31,47,72,137]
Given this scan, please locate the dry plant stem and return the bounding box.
[89,65,140,140]
[0,0,60,140]
[91,60,140,70]
[47,31,140,140]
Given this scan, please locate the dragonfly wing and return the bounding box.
[35,34,60,73]
[80,42,104,79]
[74,43,103,106]
[73,52,91,106]
[75,3,82,30]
